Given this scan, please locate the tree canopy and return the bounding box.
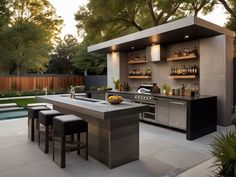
[0,0,63,74]
[0,0,10,28]
[75,0,217,45]
[47,35,79,74]
[224,0,236,55]
[9,0,63,43]
[0,22,50,74]
[72,44,107,75]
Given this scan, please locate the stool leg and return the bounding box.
[86,131,88,160]
[61,135,66,168]
[38,124,41,146]
[30,118,35,141]
[52,129,55,161]
[45,125,49,153]
[77,133,80,155]
[28,117,34,141]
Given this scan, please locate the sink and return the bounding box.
[75,97,100,103]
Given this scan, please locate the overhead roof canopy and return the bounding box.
[88,16,234,54]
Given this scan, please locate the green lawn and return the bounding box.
[0,98,38,107]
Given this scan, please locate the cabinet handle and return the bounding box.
[170,102,186,105]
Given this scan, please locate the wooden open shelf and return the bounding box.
[128,76,152,79]
[128,61,147,64]
[167,55,197,61]
[168,75,197,79]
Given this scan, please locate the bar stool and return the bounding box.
[53,114,88,168]
[38,110,63,153]
[27,106,51,141]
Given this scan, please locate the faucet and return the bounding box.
[70,86,75,99]
[43,86,48,95]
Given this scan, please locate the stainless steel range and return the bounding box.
[135,84,157,123]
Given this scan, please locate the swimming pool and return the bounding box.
[0,110,28,120]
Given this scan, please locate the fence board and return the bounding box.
[0,75,84,91]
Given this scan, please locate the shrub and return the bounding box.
[211,131,236,177]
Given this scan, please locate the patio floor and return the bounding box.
[0,118,222,177]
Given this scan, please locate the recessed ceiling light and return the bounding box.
[184,35,189,39]
[131,46,135,50]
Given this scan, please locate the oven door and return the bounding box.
[143,103,156,123]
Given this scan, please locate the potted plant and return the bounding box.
[211,131,236,177]
[162,83,171,95]
[112,78,121,90]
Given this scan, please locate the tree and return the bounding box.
[0,22,50,74]
[0,0,63,74]
[47,35,78,74]
[182,0,215,16]
[9,0,63,44]
[223,0,236,56]
[75,0,190,44]
[0,0,10,28]
[72,44,107,75]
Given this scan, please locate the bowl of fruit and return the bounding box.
[107,95,124,105]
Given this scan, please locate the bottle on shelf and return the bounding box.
[193,65,198,75]
[183,48,189,56]
[170,66,174,76]
[147,68,151,76]
[169,64,199,76]
[191,46,198,56]
[182,65,187,75]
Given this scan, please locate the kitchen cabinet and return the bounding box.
[169,101,187,130]
[146,45,166,62]
[156,99,169,126]
[156,99,187,130]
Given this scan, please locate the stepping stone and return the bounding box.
[0,107,24,113]
[0,103,17,108]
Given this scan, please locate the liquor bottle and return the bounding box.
[147,68,151,76]
[190,65,194,75]
[194,65,198,75]
[187,66,191,75]
[192,46,198,56]
[143,56,147,61]
[182,65,187,75]
[172,65,175,75]
[180,65,183,75]
[183,48,187,56]
[170,66,173,76]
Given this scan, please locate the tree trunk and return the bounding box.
[16,67,21,75]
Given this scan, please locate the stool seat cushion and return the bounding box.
[53,115,87,135]
[39,110,62,126]
[28,106,51,119]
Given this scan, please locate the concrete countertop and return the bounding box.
[87,90,217,101]
[36,95,149,120]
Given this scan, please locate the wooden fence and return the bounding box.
[0,75,84,91]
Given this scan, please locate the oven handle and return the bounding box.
[169,101,186,105]
[143,112,155,115]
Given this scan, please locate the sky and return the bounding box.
[50,1,228,42]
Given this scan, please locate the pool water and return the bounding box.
[0,110,28,120]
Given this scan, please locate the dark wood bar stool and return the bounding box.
[38,110,63,153]
[53,114,88,168]
[28,106,51,141]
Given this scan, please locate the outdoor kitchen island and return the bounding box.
[36,95,149,169]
